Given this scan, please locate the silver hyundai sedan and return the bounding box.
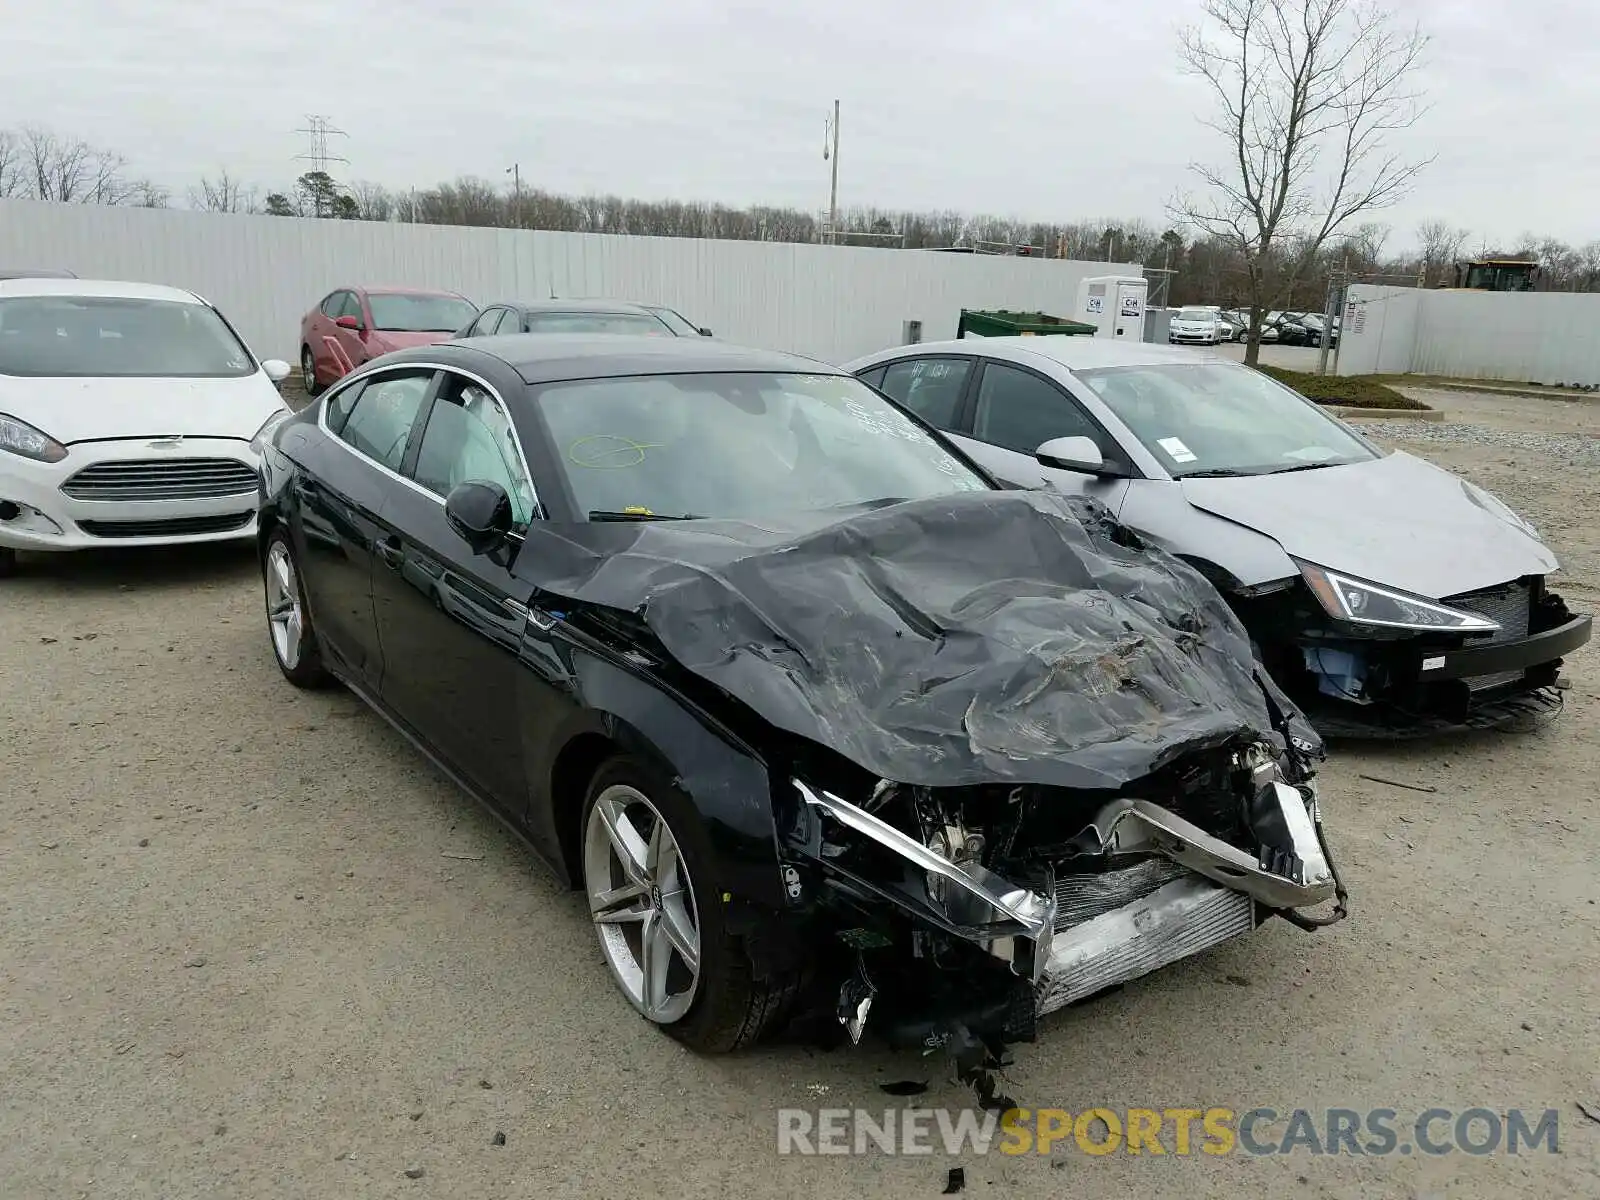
[845,337,1591,736]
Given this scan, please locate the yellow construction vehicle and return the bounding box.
[1449,258,1540,291]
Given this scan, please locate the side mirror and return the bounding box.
[445,480,513,554]
[698,327,714,337]
[335,315,363,332]
[1035,435,1109,475]
[261,358,291,383]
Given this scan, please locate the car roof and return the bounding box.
[491,299,660,316]
[353,284,468,297]
[876,335,1232,372]
[0,278,204,303]
[434,333,839,384]
[0,268,77,280]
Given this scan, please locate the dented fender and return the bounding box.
[517,631,790,910]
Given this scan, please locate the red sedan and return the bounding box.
[298,286,476,395]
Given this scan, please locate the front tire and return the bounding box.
[300,346,324,397]
[581,756,799,1053]
[263,528,332,688]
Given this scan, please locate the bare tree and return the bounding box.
[1174,0,1431,363]
[1415,218,1470,287]
[0,130,23,198]
[347,180,394,221]
[18,125,133,204]
[189,169,258,213]
[127,179,170,208]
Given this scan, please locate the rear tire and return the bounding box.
[581,755,800,1053]
[300,346,324,397]
[263,527,333,688]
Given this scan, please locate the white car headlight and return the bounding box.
[1299,562,1498,633]
[250,408,292,454]
[0,412,68,463]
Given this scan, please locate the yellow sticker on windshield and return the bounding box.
[568,435,664,468]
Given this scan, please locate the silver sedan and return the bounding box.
[844,337,1591,736]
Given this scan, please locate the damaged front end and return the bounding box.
[783,734,1346,1052]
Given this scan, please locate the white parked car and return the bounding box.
[0,279,292,576]
[1167,307,1225,345]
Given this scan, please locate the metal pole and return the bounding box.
[827,100,839,245]
[506,163,522,228]
[1317,272,1337,376]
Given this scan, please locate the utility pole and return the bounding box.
[505,163,522,227]
[823,100,839,245]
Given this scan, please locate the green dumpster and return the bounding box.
[956,309,1097,338]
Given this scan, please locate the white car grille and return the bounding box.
[61,458,258,502]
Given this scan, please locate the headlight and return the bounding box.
[250,408,292,454]
[0,413,68,463]
[1299,562,1498,632]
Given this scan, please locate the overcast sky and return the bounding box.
[6,0,1595,250]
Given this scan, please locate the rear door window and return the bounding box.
[877,357,972,430]
[334,370,435,472]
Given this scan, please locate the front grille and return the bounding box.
[1447,579,1533,692]
[61,458,258,502]
[77,511,253,539]
[1448,580,1532,645]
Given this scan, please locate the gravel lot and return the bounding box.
[2,386,1597,1199]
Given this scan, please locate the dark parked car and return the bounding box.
[256,335,1344,1058]
[453,299,711,340]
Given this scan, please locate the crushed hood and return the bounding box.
[0,372,286,444]
[1180,450,1558,599]
[514,491,1294,790]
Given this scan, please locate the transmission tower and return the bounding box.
[294,115,349,216]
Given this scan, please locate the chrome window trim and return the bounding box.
[317,361,542,522]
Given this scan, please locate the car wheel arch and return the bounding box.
[549,651,788,908]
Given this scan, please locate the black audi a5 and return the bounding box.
[257,333,1345,1059]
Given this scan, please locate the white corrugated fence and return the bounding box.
[0,199,1140,365]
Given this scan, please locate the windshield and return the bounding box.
[644,306,701,336]
[1176,308,1213,322]
[1078,362,1376,478]
[0,296,256,378]
[526,311,673,336]
[535,371,990,519]
[367,293,475,333]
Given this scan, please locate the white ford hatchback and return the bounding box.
[0,279,292,575]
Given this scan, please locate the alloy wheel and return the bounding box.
[584,784,702,1024]
[301,349,317,393]
[265,541,304,670]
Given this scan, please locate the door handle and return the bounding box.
[375,537,403,568]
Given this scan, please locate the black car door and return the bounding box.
[293,367,438,688]
[371,365,541,811]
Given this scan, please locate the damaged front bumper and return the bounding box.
[792,775,1345,1030]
